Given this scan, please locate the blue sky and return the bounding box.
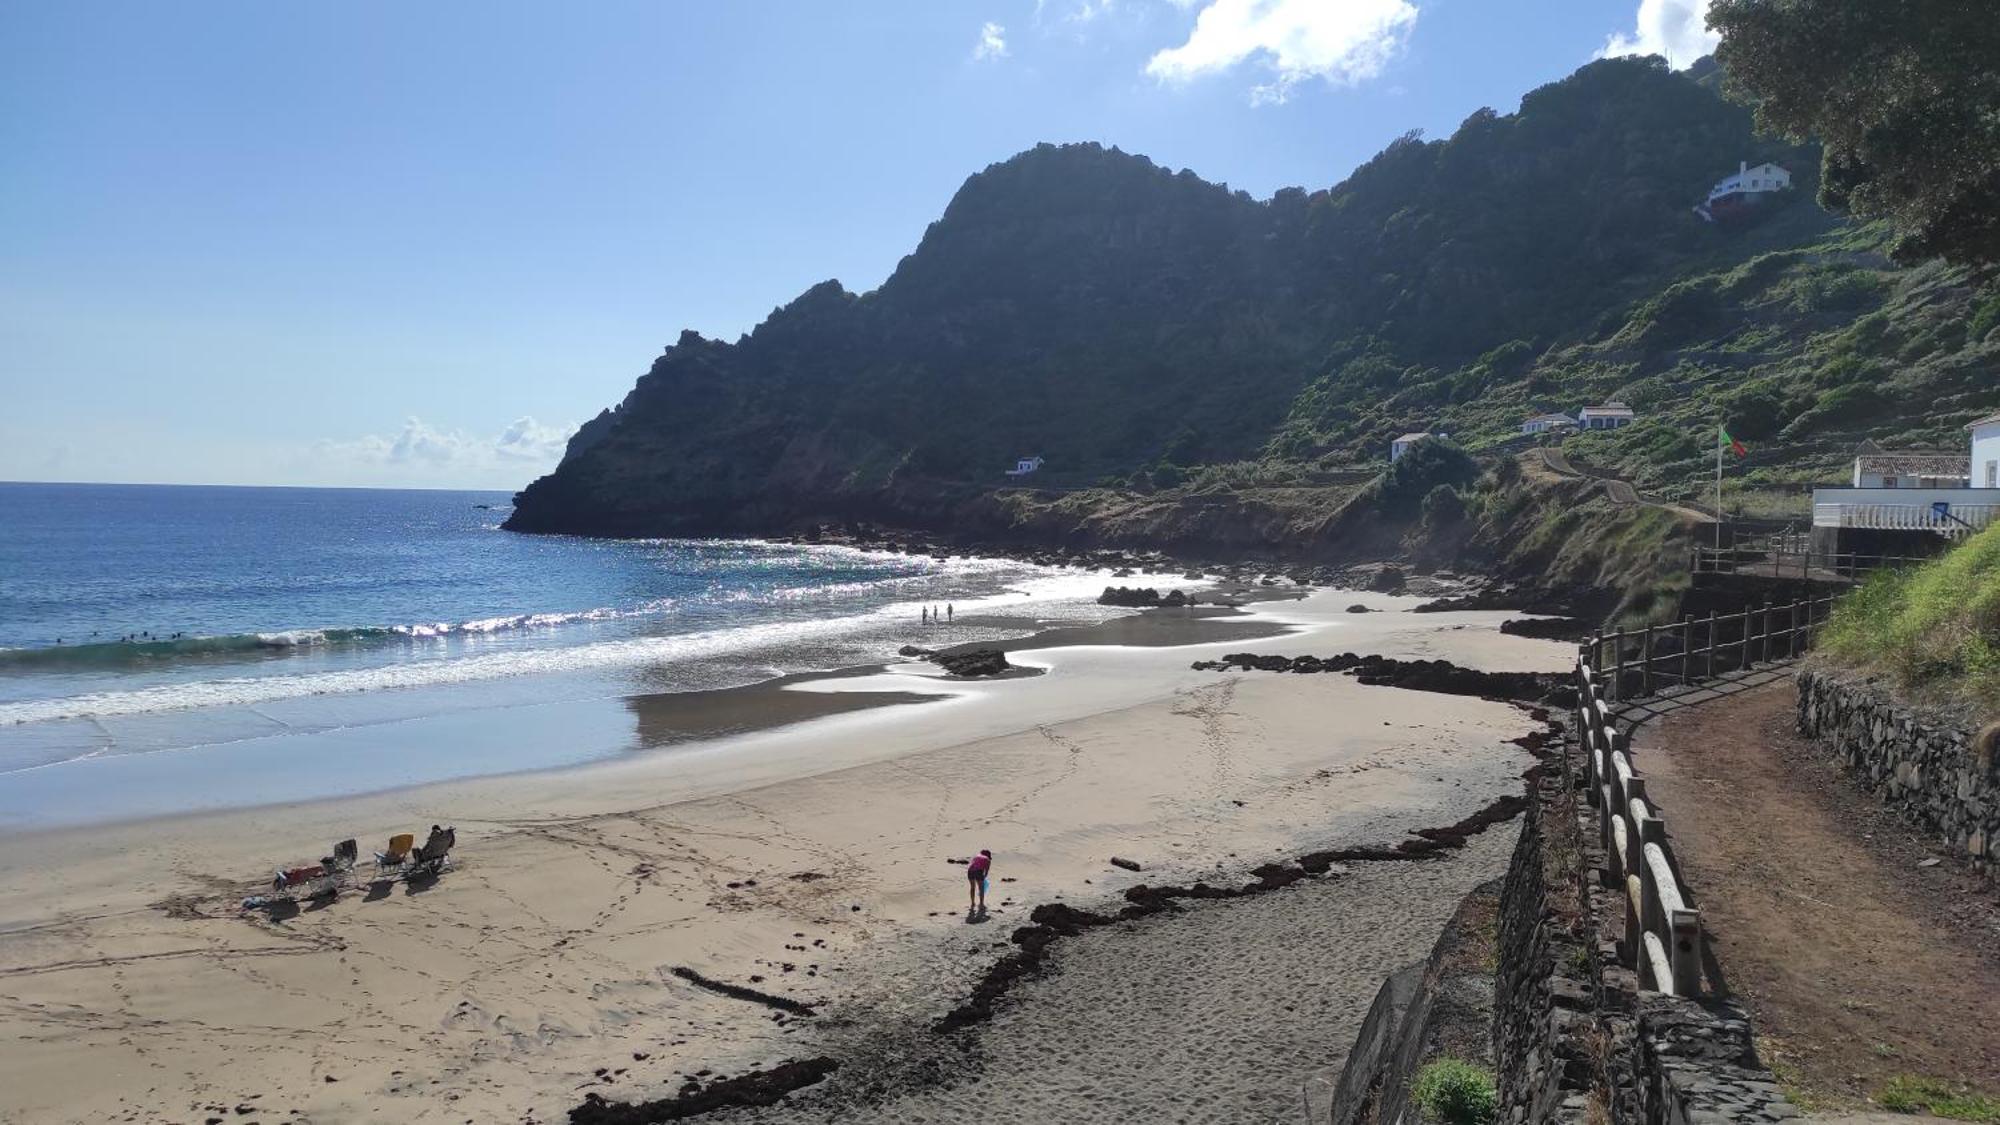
[0,0,1716,489]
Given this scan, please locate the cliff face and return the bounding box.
[506,57,1829,540]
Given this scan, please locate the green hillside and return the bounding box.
[507,54,1996,546]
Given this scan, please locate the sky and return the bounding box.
[0,0,1720,490]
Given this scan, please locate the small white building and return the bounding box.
[1004,455,1044,477]
[1695,161,1792,221]
[1813,416,2000,549]
[1577,403,1636,431]
[1520,412,1578,435]
[1851,451,1969,489]
[1972,412,2000,490]
[1390,433,1433,462]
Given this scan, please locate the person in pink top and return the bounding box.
[966,849,992,913]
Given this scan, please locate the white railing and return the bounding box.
[1812,502,2000,533]
[1811,487,2000,537]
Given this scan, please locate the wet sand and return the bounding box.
[0,589,1565,1124]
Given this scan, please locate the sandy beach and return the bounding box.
[0,589,1567,1124]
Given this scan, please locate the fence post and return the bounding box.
[1760,601,1773,664]
[1680,615,1693,684]
[1705,611,1717,680]
[1624,873,1644,970]
[1670,908,1703,997]
[1612,632,1626,702]
[1636,843,1662,981]
[1789,599,1801,659]
[1642,624,1655,696]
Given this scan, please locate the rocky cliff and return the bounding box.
[507,56,1850,544]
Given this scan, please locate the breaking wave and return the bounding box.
[0,605,656,672]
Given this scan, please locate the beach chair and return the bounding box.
[408,825,457,878]
[256,838,358,904]
[374,832,416,871]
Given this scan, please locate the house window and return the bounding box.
[1988,460,1997,488]
[1882,476,1898,488]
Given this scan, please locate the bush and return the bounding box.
[1411,1058,1498,1125]
[1379,438,1478,514]
[1422,483,1468,528]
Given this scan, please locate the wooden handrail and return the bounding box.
[1573,590,1833,997]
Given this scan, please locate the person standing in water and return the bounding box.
[947,603,954,622]
[922,606,929,625]
[966,849,991,913]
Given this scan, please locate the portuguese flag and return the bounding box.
[1721,424,1748,459]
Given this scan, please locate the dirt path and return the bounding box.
[1535,448,1713,522]
[1631,680,2000,1111]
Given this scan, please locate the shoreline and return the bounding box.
[0,601,1298,844]
[0,587,1565,1124]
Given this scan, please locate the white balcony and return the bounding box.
[1811,487,2000,536]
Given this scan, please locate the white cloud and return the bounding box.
[1145,0,1418,105]
[1598,0,1717,68]
[973,21,1009,61]
[316,416,574,484]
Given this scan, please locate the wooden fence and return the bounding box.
[1584,593,1839,702]
[1573,592,1833,996]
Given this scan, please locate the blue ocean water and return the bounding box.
[0,482,1120,827]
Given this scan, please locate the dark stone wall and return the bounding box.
[1797,668,1997,872]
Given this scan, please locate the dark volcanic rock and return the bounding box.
[1346,604,1373,613]
[1498,616,1593,642]
[1191,651,1574,706]
[570,1057,839,1123]
[935,649,1012,677]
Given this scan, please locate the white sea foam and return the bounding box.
[0,568,1183,726]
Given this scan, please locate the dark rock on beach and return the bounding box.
[1498,616,1594,642]
[1096,586,1193,608]
[1189,651,1574,706]
[934,649,1013,678]
[569,1057,840,1124]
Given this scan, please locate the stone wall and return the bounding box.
[1435,735,1796,1124]
[1492,766,1599,1125]
[1318,876,1507,1125]
[1797,668,1997,871]
[1327,709,1802,1125]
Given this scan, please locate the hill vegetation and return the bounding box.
[508,53,1998,571]
[1820,522,2000,714]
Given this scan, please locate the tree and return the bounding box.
[1379,438,1478,514]
[1710,0,2000,265]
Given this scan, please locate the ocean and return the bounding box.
[0,482,1129,829]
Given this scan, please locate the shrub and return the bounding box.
[1411,1058,1498,1125]
[1379,437,1478,514]
[1971,292,2000,343]
[1422,483,1468,528]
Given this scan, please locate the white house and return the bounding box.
[1972,412,2000,489]
[1577,403,1636,431]
[1004,455,1044,477]
[1812,417,2000,550]
[1520,412,1578,435]
[1695,161,1792,222]
[1851,450,1969,489]
[1390,433,1434,462]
